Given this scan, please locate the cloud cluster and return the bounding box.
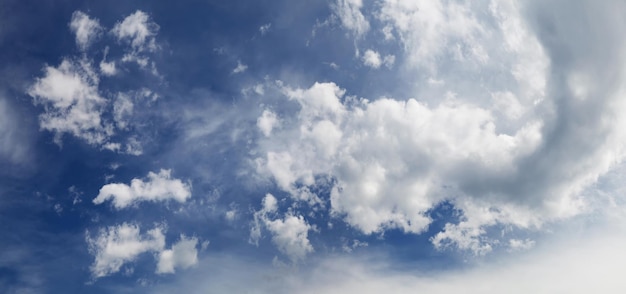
[246,0,626,255]
[87,223,198,278]
[250,194,314,262]
[28,10,161,152]
[93,169,192,209]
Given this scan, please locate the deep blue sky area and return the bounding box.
[2,0,626,293]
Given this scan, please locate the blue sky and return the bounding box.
[2,0,626,292]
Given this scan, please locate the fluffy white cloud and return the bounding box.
[93,169,192,209]
[362,50,395,69]
[362,49,381,68]
[250,194,314,262]
[28,58,112,146]
[111,10,159,53]
[87,223,166,278]
[156,236,199,274]
[69,11,102,51]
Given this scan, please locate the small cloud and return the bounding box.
[250,194,314,262]
[156,235,199,274]
[93,169,192,209]
[69,11,102,51]
[111,10,159,53]
[362,49,381,69]
[259,23,271,35]
[87,223,166,278]
[233,61,248,74]
[508,238,536,252]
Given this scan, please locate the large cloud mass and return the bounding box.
[254,0,626,253]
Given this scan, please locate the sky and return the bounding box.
[1,0,626,292]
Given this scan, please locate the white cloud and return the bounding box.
[265,214,314,262]
[377,0,489,70]
[362,50,394,69]
[247,0,626,255]
[257,109,279,137]
[255,82,544,239]
[99,47,117,76]
[99,60,117,76]
[156,235,199,274]
[87,223,165,278]
[259,23,271,35]
[233,61,248,74]
[69,11,102,51]
[93,169,192,209]
[362,49,381,68]
[332,0,370,37]
[113,93,134,130]
[28,58,112,146]
[111,10,159,53]
[250,194,314,262]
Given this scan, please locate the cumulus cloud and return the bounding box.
[87,223,166,278]
[28,58,112,146]
[250,194,314,262]
[246,0,626,255]
[156,235,199,274]
[93,169,192,209]
[69,11,102,51]
[361,50,395,69]
[254,48,626,252]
